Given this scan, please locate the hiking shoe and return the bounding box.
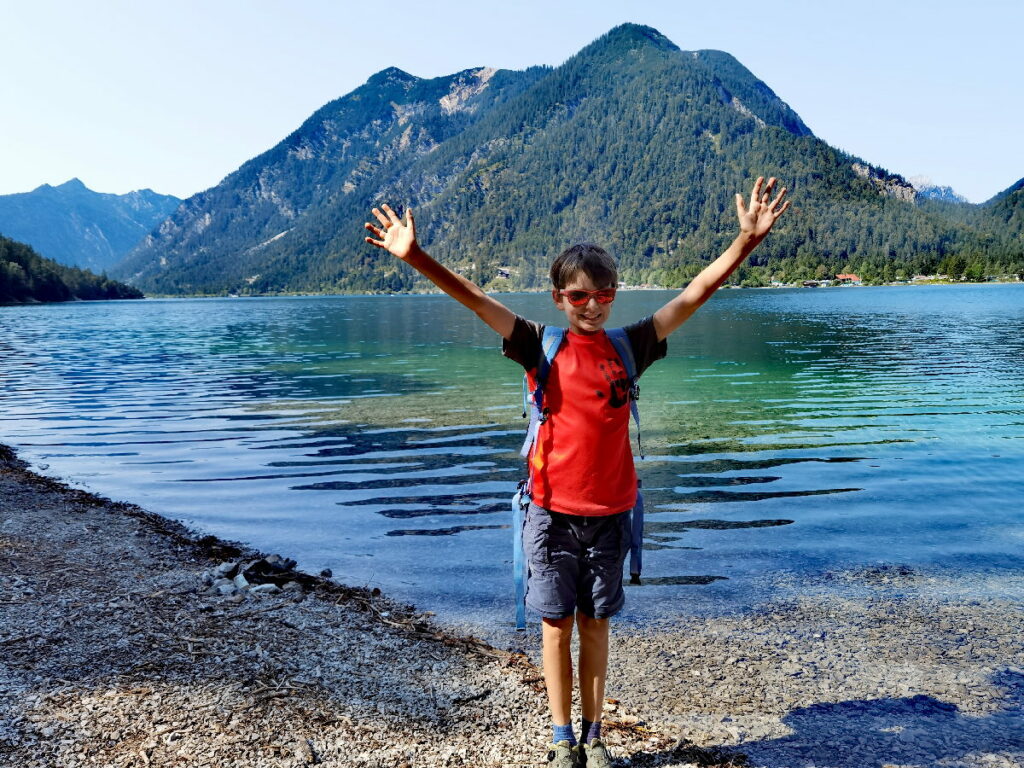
[545,739,581,767]
[580,738,612,768]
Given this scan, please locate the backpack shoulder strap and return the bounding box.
[604,327,637,381]
[605,328,642,452]
[537,326,565,384]
[519,326,565,458]
[607,327,646,580]
[513,328,566,628]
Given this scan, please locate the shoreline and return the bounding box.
[146,278,1024,301]
[27,278,1016,302]
[2,443,1022,767]
[0,443,730,768]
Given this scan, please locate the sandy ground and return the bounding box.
[2,442,1022,768]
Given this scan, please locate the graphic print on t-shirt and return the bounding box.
[599,357,630,408]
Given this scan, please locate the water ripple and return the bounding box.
[2,287,1023,629]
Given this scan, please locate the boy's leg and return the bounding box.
[574,509,630,751]
[525,504,583,739]
[541,615,576,727]
[576,612,610,723]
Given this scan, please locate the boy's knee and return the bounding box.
[542,615,575,642]
[576,613,609,635]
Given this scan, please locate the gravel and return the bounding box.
[2,442,1021,767]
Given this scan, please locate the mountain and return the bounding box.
[909,176,968,204]
[114,63,548,293]
[0,179,180,273]
[984,177,1024,243]
[114,24,1024,294]
[1,233,143,303]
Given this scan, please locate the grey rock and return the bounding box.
[214,561,239,578]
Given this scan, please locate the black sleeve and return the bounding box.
[502,315,544,371]
[623,315,667,377]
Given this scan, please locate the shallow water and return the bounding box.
[2,284,1023,635]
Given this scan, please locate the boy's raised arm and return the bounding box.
[365,204,517,340]
[652,177,790,342]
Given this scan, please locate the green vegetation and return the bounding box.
[0,234,143,303]
[114,24,1024,295]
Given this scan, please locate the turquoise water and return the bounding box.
[2,285,1023,633]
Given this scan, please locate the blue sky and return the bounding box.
[2,0,1021,203]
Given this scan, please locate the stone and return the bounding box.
[296,739,318,764]
[241,556,297,586]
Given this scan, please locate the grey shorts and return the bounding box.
[522,502,632,620]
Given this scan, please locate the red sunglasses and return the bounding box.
[557,288,617,306]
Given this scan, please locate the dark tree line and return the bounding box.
[1,234,143,303]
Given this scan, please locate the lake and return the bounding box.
[2,284,1023,637]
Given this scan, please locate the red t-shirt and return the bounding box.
[503,316,666,516]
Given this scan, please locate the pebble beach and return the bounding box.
[2,443,1022,768]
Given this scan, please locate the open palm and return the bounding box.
[365,204,417,260]
[736,176,789,240]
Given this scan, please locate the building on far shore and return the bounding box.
[835,273,862,284]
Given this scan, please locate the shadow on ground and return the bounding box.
[633,669,1024,768]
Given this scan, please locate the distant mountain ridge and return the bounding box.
[0,179,180,273]
[113,24,1024,293]
[909,176,968,204]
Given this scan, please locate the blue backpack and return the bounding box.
[511,326,645,629]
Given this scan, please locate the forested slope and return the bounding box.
[0,234,143,303]
[114,24,1024,294]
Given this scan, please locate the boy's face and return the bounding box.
[552,272,614,335]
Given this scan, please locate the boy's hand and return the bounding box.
[736,176,789,240]
[365,204,417,260]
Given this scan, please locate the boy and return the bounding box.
[365,177,789,767]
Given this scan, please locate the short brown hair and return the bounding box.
[549,244,618,289]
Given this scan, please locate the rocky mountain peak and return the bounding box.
[366,66,418,88]
[909,176,968,203]
[438,67,496,115]
[852,163,917,202]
